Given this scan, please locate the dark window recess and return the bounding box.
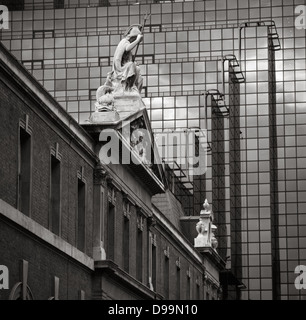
[142,86,148,97]
[164,258,169,299]
[176,269,180,300]
[18,128,31,216]
[77,179,86,251]
[154,0,174,3]
[1,0,24,11]
[186,277,191,300]
[50,156,61,236]
[123,217,129,272]
[152,245,156,290]
[99,0,110,7]
[136,230,143,282]
[54,0,65,9]
[107,203,115,261]
[196,283,200,300]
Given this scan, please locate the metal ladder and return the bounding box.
[206,89,229,117]
[223,54,245,84]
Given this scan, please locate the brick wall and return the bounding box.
[0,218,92,300]
[0,69,95,257]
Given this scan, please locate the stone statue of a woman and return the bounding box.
[109,24,144,93]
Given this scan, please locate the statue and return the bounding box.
[90,17,150,123]
[211,225,218,249]
[196,214,208,236]
[92,24,144,119]
[110,24,144,93]
[95,75,115,112]
[194,199,218,250]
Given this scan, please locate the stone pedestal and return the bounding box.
[114,92,143,119]
[93,243,107,261]
[89,111,120,124]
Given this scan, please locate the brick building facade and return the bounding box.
[0,42,223,300]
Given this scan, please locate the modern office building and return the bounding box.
[0,0,306,300]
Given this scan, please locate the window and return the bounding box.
[123,216,129,272]
[136,216,143,282]
[136,54,155,65]
[196,282,200,300]
[89,89,96,100]
[50,155,61,235]
[107,202,115,261]
[99,57,110,67]
[152,244,156,290]
[1,0,24,11]
[54,0,64,9]
[163,249,169,299]
[145,24,162,33]
[142,86,148,98]
[186,276,191,300]
[176,267,180,300]
[77,179,86,251]
[22,60,44,70]
[18,127,31,216]
[99,0,110,6]
[148,232,157,291]
[33,30,54,39]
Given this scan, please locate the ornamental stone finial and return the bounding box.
[203,199,210,211]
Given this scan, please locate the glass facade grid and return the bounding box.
[1,0,306,300]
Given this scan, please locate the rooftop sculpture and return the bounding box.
[91,24,146,123]
[194,199,218,250]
